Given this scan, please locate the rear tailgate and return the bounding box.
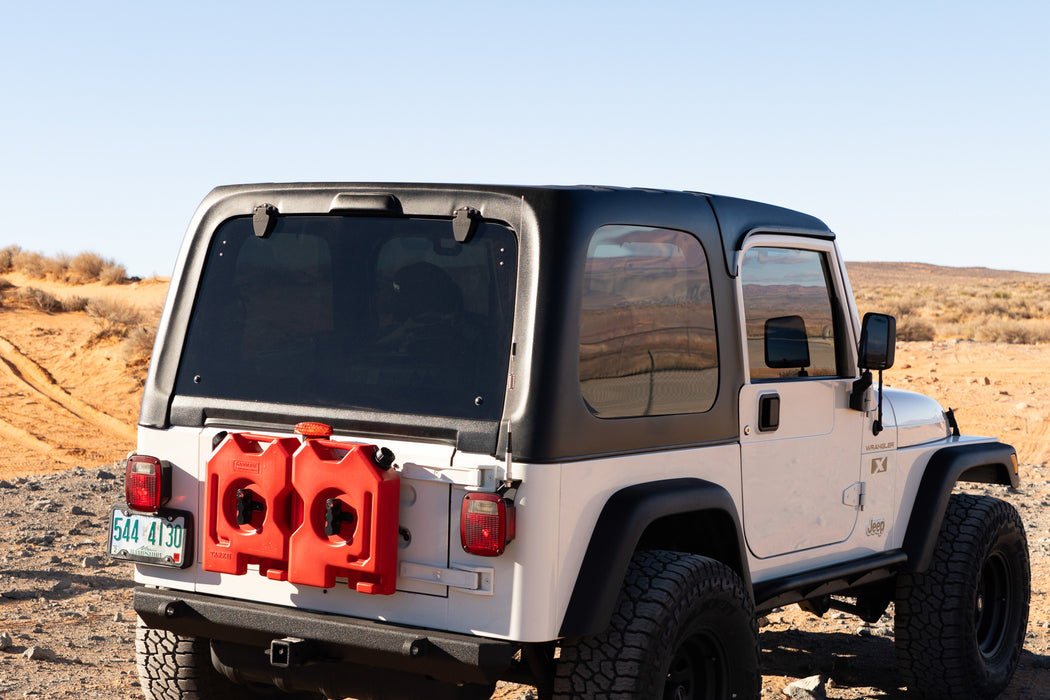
[131,427,476,611]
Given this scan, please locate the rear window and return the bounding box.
[175,215,517,420]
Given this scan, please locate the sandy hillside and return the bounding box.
[0,273,167,477]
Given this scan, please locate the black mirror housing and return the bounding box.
[859,313,896,370]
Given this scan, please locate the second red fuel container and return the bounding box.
[287,438,400,594]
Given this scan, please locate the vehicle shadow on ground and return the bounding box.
[760,627,905,697]
[761,628,1050,699]
[0,567,134,601]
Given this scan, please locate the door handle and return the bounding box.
[758,393,780,432]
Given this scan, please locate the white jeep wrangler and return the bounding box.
[114,184,1029,700]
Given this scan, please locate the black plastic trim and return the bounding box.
[902,441,1018,573]
[134,587,516,684]
[169,396,496,454]
[558,478,750,637]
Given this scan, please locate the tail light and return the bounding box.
[461,492,515,556]
[125,455,170,513]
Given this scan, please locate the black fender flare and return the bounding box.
[558,477,750,638]
[902,441,1018,573]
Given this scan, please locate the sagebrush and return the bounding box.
[0,245,127,285]
[850,263,1050,345]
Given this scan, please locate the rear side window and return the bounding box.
[174,215,517,420]
[579,225,718,418]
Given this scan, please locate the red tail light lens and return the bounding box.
[461,492,515,556]
[125,455,170,513]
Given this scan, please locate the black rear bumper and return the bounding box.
[134,586,518,690]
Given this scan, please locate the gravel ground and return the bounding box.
[0,464,1046,699]
[0,465,144,698]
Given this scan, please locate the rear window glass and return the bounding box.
[579,225,718,418]
[175,215,517,420]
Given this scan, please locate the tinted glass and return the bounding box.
[175,216,517,420]
[579,225,718,418]
[741,247,838,380]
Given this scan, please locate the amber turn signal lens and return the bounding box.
[295,422,333,439]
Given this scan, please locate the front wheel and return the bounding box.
[895,494,1030,699]
[553,550,759,700]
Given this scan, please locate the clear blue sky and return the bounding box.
[2,2,1047,277]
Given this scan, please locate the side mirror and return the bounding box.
[859,313,896,370]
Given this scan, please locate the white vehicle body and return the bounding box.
[123,184,1021,700]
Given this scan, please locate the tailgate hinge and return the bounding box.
[398,562,493,595]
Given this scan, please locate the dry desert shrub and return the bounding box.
[16,287,63,313]
[67,252,128,285]
[86,297,145,330]
[855,276,1050,345]
[66,252,106,283]
[12,250,48,279]
[895,316,936,342]
[0,277,14,292]
[84,298,160,380]
[10,287,94,314]
[41,252,72,280]
[62,295,89,312]
[122,323,157,375]
[99,262,128,285]
[1,247,128,285]
[973,319,1050,344]
[0,245,18,272]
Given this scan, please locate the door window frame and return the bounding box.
[734,235,860,385]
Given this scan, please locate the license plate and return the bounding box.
[109,507,191,568]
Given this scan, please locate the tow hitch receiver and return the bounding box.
[270,637,314,668]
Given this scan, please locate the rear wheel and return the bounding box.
[895,494,1030,699]
[553,550,759,700]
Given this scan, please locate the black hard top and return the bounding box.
[142,183,835,461]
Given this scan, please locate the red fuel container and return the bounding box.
[203,433,299,580]
[288,439,400,594]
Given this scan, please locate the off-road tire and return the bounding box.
[895,494,1030,699]
[136,618,317,699]
[553,550,760,700]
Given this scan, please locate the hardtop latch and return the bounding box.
[253,203,278,238]
[452,206,480,243]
